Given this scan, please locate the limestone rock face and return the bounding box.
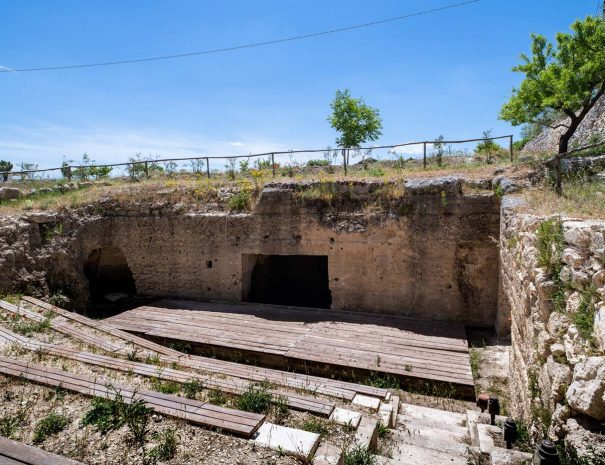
[523,95,605,153]
[0,187,22,200]
[565,357,605,420]
[595,305,605,351]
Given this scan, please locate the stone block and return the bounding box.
[329,408,361,429]
[253,422,320,462]
[490,447,533,465]
[352,394,380,412]
[566,357,605,420]
[0,187,22,200]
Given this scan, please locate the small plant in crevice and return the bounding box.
[377,421,390,439]
[469,348,481,381]
[536,218,566,312]
[33,412,69,443]
[574,287,598,347]
[536,218,564,278]
[343,444,377,465]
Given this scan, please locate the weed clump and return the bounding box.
[33,413,69,443]
[301,418,330,437]
[343,444,377,465]
[237,382,273,414]
[148,428,178,461]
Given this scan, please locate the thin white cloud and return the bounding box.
[0,124,289,172]
[0,65,17,74]
[229,141,244,147]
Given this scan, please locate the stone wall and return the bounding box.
[0,178,501,327]
[499,197,605,458]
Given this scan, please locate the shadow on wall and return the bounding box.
[83,246,137,310]
[242,254,332,309]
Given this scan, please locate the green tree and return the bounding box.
[328,89,382,169]
[0,161,13,182]
[500,16,605,154]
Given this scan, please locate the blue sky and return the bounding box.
[0,0,601,169]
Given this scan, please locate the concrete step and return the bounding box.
[376,442,471,465]
[389,427,470,456]
[399,403,466,428]
[490,447,533,465]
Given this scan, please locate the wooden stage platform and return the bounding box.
[105,300,475,395]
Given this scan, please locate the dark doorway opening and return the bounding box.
[84,246,137,313]
[246,254,332,308]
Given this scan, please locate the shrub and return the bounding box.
[306,159,330,167]
[228,189,252,211]
[82,396,125,433]
[237,383,273,414]
[0,160,13,181]
[33,413,69,443]
[367,166,385,177]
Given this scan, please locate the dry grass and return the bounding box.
[0,157,534,215]
[522,180,605,218]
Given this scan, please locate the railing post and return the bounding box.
[271,153,275,177]
[509,135,514,162]
[342,149,347,175]
[555,155,563,196]
[144,161,149,179]
[206,158,210,179]
[423,142,427,170]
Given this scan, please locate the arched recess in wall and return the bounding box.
[83,246,137,304]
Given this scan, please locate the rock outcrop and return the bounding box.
[523,96,605,153]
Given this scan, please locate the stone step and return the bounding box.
[376,442,471,465]
[399,403,466,428]
[490,447,533,465]
[389,427,470,456]
[397,412,469,438]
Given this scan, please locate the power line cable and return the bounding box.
[1,0,481,73]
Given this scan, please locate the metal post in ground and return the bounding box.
[206,158,210,179]
[144,161,149,179]
[555,155,563,195]
[343,149,347,175]
[509,135,514,162]
[423,142,427,169]
[271,153,275,177]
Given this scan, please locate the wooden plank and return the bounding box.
[0,356,264,437]
[21,298,388,400]
[103,300,474,389]
[0,436,84,465]
[0,326,334,417]
[0,301,122,354]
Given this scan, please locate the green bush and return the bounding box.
[228,190,252,211]
[33,413,69,443]
[82,396,125,433]
[306,159,330,167]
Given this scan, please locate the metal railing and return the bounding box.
[0,134,515,181]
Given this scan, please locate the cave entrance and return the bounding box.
[84,246,137,309]
[243,254,332,309]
